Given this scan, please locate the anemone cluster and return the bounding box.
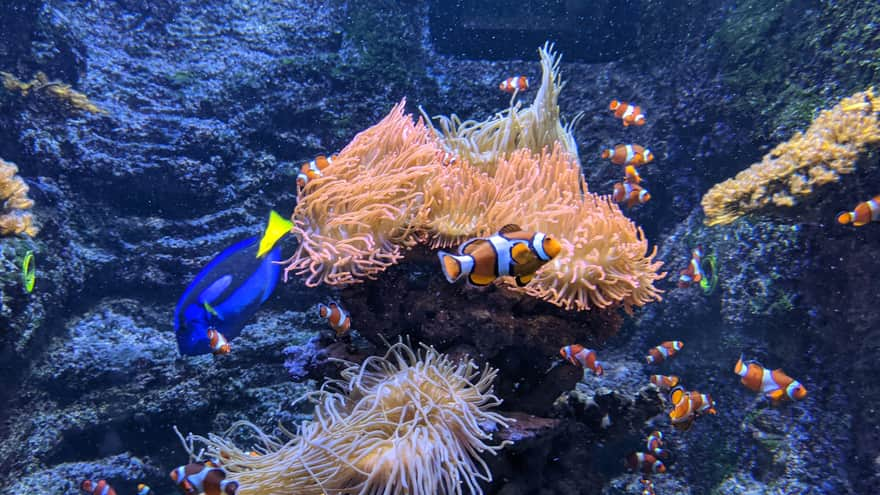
[182,342,511,495]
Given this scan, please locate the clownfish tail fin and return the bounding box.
[836,211,853,225]
[438,251,468,283]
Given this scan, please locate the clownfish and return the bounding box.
[437,149,458,166]
[499,76,529,93]
[438,224,561,287]
[668,387,695,431]
[625,452,666,474]
[645,430,668,459]
[650,374,680,390]
[640,478,656,495]
[613,182,651,209]
[689,390,717,416]
[207,329,231,355]
[668,386,716,431]
[317,301,351,337]
[80,480,117,495]
[734,355,807,405]
[600,144,654,167]
[837,194,880,226]
[137,484,152,495]
[678,246,706,288]
[559,344,604,376]
[645,341,684,364]
[609,100,646,127]
[170,462,239,495]
[624,165,642,185]
[296,155,334,188]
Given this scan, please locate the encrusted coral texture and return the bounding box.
[2,71,107,115]
[0,159,38,237]
[184,341,510,495]
[702,88,880,226]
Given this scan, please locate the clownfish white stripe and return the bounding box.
[488,234,512,276]
[532,232,550,261]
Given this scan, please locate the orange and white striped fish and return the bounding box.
[668,386,715,431]
[609,100,646,126]
[837,194,880,226]
[640,478,656,495]
[689,390,717,416]
[600,144,654,167]
[559,344,604,376]
[317,301,351,337]
[207,329,231,355]
[645,430,668,459]
[499,76,529,93]
[645,341,683,364]
[80,480,117,495]
[438,224,561,287]
[734,355,807,405]
[612,181,651,208]
[650,374,680,390]
[625,452,666,474]
[171,462,240,495]
[624,165,642,185]
[296,155,334,188]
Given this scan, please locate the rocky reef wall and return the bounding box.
[0,0,877,494]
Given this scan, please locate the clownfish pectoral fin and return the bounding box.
[497,223,522,235]
[515,273,535,286]
[510,242,531,264]
[765,388,785,401]
[257,210,293,258]
[468,273,495,286]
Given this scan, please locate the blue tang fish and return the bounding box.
[174,211,292,356]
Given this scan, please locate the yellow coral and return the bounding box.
[181,341,510,495]
[702,88,880,226]
[0,159,37,237]
[1,71,107,115]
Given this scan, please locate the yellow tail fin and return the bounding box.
[257,210,293,258]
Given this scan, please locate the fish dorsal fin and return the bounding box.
[497,223,522,235]
[257,210,293,258]
[510,242,532,264]
[460,238,487,256]
[669,386,685,405]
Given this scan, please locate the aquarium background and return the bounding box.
[0,0,878,494]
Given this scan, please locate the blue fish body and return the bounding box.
[174,211,291,356]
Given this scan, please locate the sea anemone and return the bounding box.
[181,341,511,495]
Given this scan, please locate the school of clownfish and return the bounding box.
[79,457,259,495]
[555,337,808,492]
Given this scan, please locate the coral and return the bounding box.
[427,145,664,312]
[1,71,107,115]
[183,341,510,495]
[702,88,880,226]
[282,101,664,311]
[281,99,442,286]
[0,158,38,237]
[424,42,581,174]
